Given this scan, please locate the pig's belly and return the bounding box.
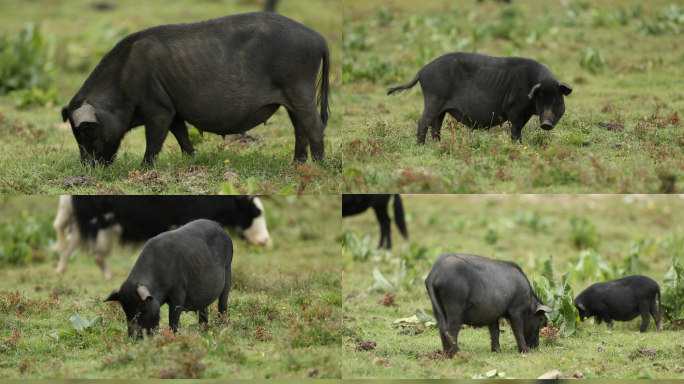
[447,103,507,129]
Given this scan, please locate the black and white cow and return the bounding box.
[342,194,408,249]
[52,196,269,279]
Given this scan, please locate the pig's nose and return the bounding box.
[541,120,554,130]
[257,239,268,247]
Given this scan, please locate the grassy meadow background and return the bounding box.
[0,0,342,194]
[342,0,684,193]
[0,195,341,379]
[342,194,684,379]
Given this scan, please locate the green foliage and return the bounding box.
[0,23,55,93]
[377,8,394,26]
[662,255,684,321]
[0,211,56,266]
[569,216,600,249]
[579,47,605,73]
[49,311,122,339]
[8,86,59,109]
[541,255,559,287]
[531,272,580,336]
[342,55,404,84]
[343,24,373,51]
[639,5,684,35]
[342,230,379,261]
[62,19,128,72]
[369,260,415,291]
[484,228,499,246]
[399,242,428,269]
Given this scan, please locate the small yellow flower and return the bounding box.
[282,306,286,310]
[628,145,631,148]
[644,116,647,120]
[523,146,527,149]
[224,159,230,163]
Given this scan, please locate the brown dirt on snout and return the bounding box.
[355,341,377,351]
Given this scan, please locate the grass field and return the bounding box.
[0,0,342,194]
[342,0,684,193]
[0,196,342,379]
[342,194,684,379]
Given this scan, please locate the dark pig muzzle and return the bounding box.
[540,119,554,130]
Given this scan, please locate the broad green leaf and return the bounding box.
[70,311,89,332]
[55,324,76,338]
[221,182,240,195]
[485,369,498,378]
[105,328,123,336]
[372,268,393,290]
[277,185,295,195]
[88,315,103,330]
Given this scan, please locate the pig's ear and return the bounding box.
[536,304,553,314]
[72,102,98,127]
[559,83,573,96]
[527,84,541,99]
[137,285,153,301]
[104,289,120,302]
[61,106,69,123]
[577,302,586,310]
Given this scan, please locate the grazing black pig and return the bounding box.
[387,52,572,142]
[104,219,233,337]
[61,12,330,165]
[342,194,408,249]
[425,253,552,356]
[574,275,662,332]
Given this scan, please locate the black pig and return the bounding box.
[104,219,233,337]
[62,12,330,165]
[574,275,662,332]
[388,52,572,142]
[425,253,552,356]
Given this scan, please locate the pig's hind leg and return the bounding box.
[650,300,663,331]
[416,97,443,144]
[218,269,232,315]
[429,112,447,141]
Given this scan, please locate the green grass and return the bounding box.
[341,0,684,193]
[0,0,342,194]
[342,195,684,379]
[0,196,341,379]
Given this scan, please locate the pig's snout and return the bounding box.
[540,119,554,130]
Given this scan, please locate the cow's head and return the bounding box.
[104,285,160,338]
[528,78,572,131]
[62,102,125,166]
[523,301,553,349]
[231,196,270,246]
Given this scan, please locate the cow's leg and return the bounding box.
[285,85,324,162]
[371,202,392,249]
[198,307,209,324]
[507,315,530,353]
[92,251,112,281]
[168,115,195,156]
[55,223,81,276]
[52,196,73,251]
[429,112,447,141]
[488,321,501,353]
